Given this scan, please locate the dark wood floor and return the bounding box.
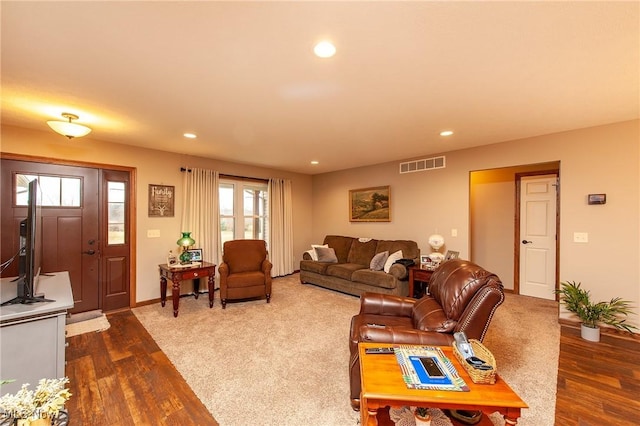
[66,311,638,426]
[65,310,218,425]
[555,325,640,426]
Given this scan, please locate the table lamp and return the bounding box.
[427,234,445,265]
[177,232,195,264]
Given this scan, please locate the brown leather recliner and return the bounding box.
[218,239,272,308]
[348,258,504,410]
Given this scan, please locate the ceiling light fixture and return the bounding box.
[314,41,336,58]
[440,130,454,137]
[310,160,319,165]
[47,113,92,139]
[183,133,197,139]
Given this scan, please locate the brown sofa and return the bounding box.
[348,258,504,410]
[299,235,419,297]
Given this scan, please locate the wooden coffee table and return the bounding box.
[359,342,527,425]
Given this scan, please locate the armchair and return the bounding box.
[218,239,272,309]
[348,258,504,410]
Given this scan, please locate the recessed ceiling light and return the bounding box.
[314,41,336,58]
[440,130,454,137]
[183,133,197,139]
[310,160,319,165]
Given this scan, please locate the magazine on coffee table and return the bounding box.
[394,345,469,391]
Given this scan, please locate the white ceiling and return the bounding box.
[2,1,638,175]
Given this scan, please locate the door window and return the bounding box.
[15,173,81,207]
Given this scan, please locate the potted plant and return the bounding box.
[0,377,71,425]
[555,281,638,342]
[414,406,432,425]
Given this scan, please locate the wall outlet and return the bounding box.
[451,228,458,237]
[573,232,588,243]
[147,229,161,238]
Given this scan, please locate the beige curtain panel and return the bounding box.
[181,168,221,269]
[268,178,295,277]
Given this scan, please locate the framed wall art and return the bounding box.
[349,185,391,222]
[148,184,175,217]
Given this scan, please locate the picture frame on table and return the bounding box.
[420,255,431,264]
[187,248,203,262]
[444,250,460,261]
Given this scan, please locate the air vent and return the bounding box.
[399,156,446,174]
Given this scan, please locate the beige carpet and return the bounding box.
[133,274,559,426]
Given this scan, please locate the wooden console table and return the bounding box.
[359,342,527,426]
[159,262,216,317]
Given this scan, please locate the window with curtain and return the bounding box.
[219,178,268,246]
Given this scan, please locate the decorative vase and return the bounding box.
[581,323,600,342]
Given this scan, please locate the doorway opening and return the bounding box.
[469,161,560,298]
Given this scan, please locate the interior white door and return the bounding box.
[519,175,557,299]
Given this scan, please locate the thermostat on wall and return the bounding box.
[588,194,606,205]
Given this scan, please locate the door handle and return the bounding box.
[522,240,533,244]
[83,249,96,255]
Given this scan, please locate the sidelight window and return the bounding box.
[107,181,126,245]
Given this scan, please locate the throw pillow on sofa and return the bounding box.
[306,244,328,261]
[383,250,403,273]
[314,246,338,263]
[369,251,389,271]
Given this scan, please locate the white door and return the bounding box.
[519,175,557,300]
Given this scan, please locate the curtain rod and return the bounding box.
[179,167,268,183]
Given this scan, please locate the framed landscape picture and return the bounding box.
[349,185,391,222]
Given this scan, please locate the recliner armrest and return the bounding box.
[262,259,273,276]
[359,292,415,316]
[357,325,455,346]
[218,262,229,278]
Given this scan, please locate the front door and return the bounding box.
[0,158,131,313]
[518,174,558,300]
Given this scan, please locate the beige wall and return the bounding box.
[311,120,639,324]
[1,125,313,303]
[2,120,639,326]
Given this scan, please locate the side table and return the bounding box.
[408,265,434,298]
[159,261,216,317]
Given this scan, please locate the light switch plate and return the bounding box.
[573,232,588,243]
[147,229,161,238]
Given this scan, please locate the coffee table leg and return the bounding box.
[208,274,215,308]
[501,407,521,425]
[193,279,199,299]
[172,280,180,317]
[504,416,518,425]
[360,398,378,426]
[160,276,167,307]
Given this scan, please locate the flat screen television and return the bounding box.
[1,179,52,305]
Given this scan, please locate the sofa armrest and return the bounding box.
[388,263,409,280]
[357,324,455,346]
[360,292,415,316]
